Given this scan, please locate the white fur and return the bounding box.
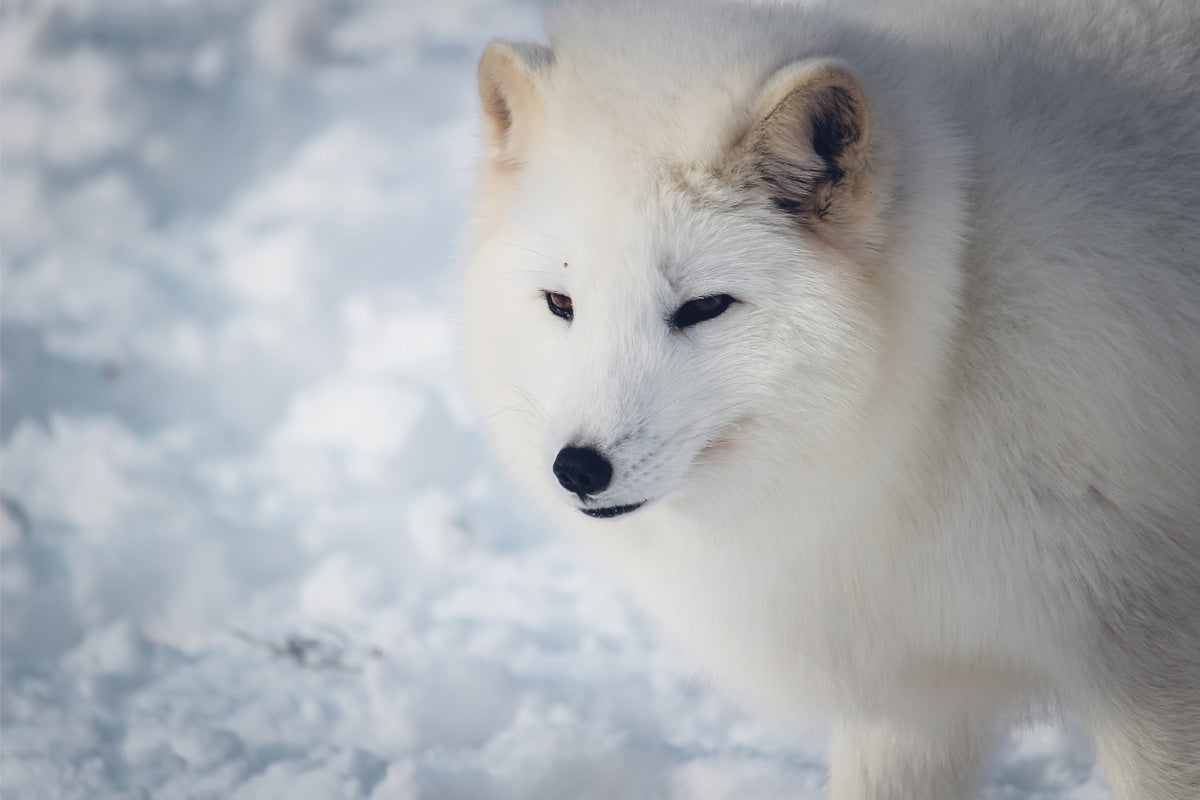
[462,1,1200,797]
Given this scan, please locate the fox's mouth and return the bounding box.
[580,502,644,519]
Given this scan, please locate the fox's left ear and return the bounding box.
[478,41,554,170]
[749,60,871,220]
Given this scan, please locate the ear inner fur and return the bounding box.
[753,64,871,219]
[478,42,554,169]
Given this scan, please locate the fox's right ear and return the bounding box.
[478,41,553,169]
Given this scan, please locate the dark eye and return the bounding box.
[545,291,573,321]
[672,294,737,328]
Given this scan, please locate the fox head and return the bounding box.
[463,6,965,526]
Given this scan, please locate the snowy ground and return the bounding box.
[2,1,1114,797]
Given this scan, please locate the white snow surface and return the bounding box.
[0,1,1113,797]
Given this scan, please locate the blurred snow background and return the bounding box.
[0,1,1112,797]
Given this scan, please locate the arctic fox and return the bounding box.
[462,0,1200,796]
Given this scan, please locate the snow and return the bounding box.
[1,0,1112,797]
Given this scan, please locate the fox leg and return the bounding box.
[829,716,992,800]
[1086,663,1200,800]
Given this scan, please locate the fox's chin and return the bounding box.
[580,502,645,519]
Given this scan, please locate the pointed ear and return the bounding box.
[750,61,871,220]
[478,41,553,169]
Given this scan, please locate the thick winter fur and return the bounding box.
[462,1,1200,797]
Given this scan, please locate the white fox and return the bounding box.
[462,1,1200,796]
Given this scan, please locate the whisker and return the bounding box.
[508,384,549,423]
[530,228,571,253]
[498,239,562,263]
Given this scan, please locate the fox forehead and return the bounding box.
[541,82,756,168]
[505,150,781,300]
[484,50,786,296]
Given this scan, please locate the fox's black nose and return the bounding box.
[553,446,612,498]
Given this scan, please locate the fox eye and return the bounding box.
[545,291,573,321]
[672,294,737,328]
